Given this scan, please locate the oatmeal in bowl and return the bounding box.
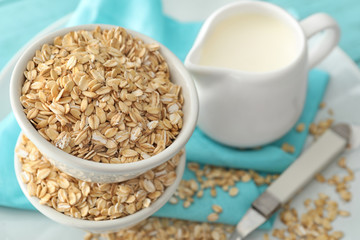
[14,134,186,232]
[10,24,198,183]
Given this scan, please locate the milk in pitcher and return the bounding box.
[199,13,298,72]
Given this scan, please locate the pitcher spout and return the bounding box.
[184,1,238,87]
[184,61,220,88]
[184,47,222,88]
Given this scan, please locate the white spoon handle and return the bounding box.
[267,128,347,204]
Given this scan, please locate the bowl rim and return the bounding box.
[14,132,186,232]
[10,24,198,174]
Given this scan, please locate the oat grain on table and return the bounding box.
[20,26,183,163]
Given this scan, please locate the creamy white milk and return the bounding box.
[199,13,298,72]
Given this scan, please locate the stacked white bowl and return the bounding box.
[10,24,198,232]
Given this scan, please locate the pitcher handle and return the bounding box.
[300,13,340,70]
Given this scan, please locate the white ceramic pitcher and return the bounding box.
[185,1,340,148]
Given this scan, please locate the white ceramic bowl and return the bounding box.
[10,24,198,183]
[14,133,186,233]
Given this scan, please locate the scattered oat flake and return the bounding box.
[212,205,223,213]
[339,190,351,202]
[338,210,350,217]
[229,187,239,197]
[281,143,295,154]
[315,173,326,183]
[296,123,305,132]
[207,213,219,222]
[210,187,217,197]
[183,200,191,208]
[338,157,346,168]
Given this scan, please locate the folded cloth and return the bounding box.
[0,0,329,229]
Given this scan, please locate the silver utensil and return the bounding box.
[230,123,351,239]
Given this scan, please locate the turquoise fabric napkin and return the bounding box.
[0,0,329,229]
